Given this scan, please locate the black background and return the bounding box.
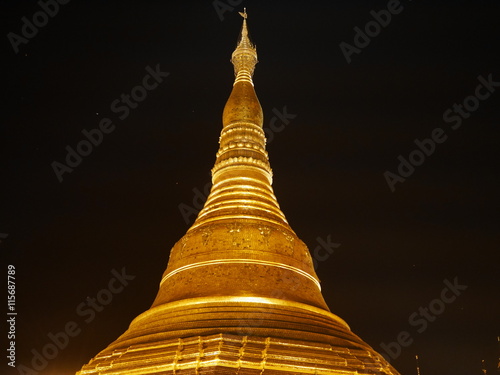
[1,1,499,374]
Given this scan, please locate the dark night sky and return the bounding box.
[1,1,499,374]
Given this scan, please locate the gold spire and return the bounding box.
[76,12,401,375]
[150,8,327,312]
[192,10,287,232]
[231,8,257,85]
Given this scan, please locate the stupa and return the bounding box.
[77,10,401,375]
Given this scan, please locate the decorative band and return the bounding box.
[160,258,321,290]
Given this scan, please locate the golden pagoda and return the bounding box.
[77,10,400,375]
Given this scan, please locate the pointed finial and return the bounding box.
[231,8,257,83]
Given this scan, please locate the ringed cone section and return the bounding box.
[193,9,282,231]
[150,11,330,312]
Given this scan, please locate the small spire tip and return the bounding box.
[238,8,247,19]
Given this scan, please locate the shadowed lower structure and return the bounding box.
[77,10,400,375]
